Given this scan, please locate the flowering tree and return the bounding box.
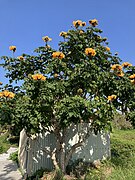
[0,19,135,173]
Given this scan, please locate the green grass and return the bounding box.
[0,133,18,154]
[86,129,135,180]
[108,129,135,180]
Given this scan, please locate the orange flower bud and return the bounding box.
[117,71,124,77]
[131,80,135,84]
[106,47,110,51]
[54,73,58,78]
[17,56,24,60]
[129,74,135,79]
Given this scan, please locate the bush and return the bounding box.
[113,114,133,130]
[0,133,11,154]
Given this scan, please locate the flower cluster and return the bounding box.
[111,64,122,71]
[89,19,98,27]
[0,90,15,98]
[9,46,16,52]
[52,52,65,59]
[111,64,124,77]
[42,36,52,42]
[85,48,96,57]
[32,74,46,81]
[73,20,86,28]
[122,62,132,68]
[59,31,68,38]
[107,94,117,101]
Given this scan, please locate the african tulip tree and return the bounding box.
[0,19,135,173]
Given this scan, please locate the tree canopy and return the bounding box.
[0,19,135,172]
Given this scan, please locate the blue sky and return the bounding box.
[0,0,134,84]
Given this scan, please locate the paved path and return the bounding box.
[0,147,22,180]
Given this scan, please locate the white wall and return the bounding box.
[18,125,110,176]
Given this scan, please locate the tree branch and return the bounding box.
[65,123,92,168]
[51,148,60,170]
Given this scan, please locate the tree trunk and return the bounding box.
[59,143,66,173]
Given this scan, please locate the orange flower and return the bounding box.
[129,74,135,79]
[42,36,52,42]
[108,95,117,101]
[2,90,15,98]
[59,31,68,38]
[9,46,16,52]
[18,56,24,60]
[85,48,96,57]
[73,20,82,27]
[122,62,132,68]
[72,20,86,28]
[0,82,3,85]
[89,19,98,27]
[111,64,122,71]
[106,47,110,51]
[52,52,65,59]
[32,74,46,81]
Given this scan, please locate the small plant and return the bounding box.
[26,168,51,180]
[66,159,91,178]
[9,151,18,165]
[0,146,4,154]
[0,133,11,154]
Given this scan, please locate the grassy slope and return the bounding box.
[109,129,135,180]
[86,129,135,180]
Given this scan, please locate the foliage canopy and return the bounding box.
[0,19,135,172]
